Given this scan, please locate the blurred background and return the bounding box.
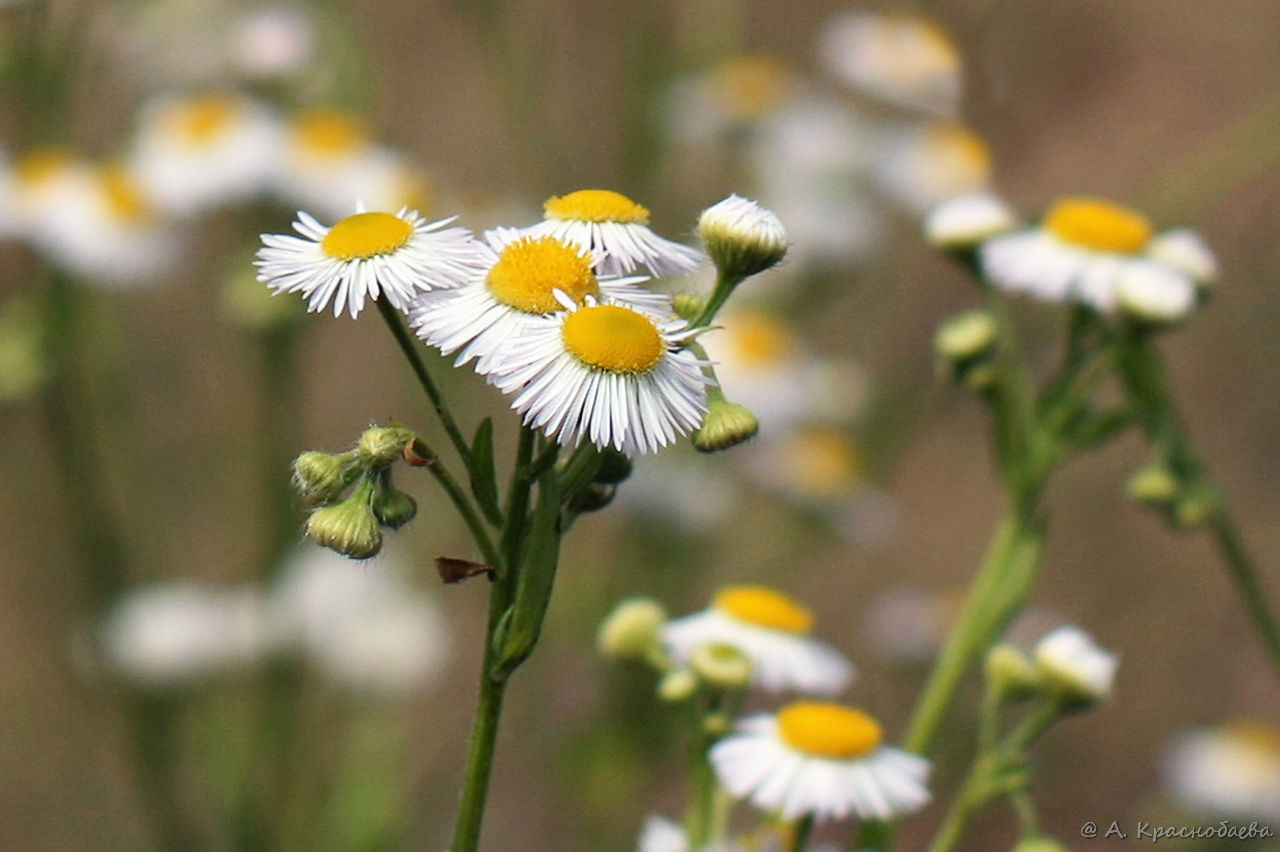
[1,0,1279,849]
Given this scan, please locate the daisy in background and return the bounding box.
[711,701,931,822]
[411,231,668,376]
[661,585,854,694]
[1162,721,1280,822]
[979,196,1217,316]
[870,121,993,216]
[129,90,281,217]
[484,294,710,456]
[256,204,486,318]
[272,107,430,220]
[816,9,963,118]
[521,189,705,277]
[662,55,799,147]
[3,148,93,238]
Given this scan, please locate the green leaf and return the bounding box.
[490,468,561,680]
[467,417,502,525]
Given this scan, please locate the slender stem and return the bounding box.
[1208,513,1280,678]
[790,815,816,852]
[449,661,509,852]
[375,299,474,467]
[691,270,746,328]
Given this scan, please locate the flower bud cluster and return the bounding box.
[294,425,422,559]
[935,309,999,391]
[1127,459,1220,530]
[985,625,1118,711]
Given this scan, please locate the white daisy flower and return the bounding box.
[710,701,931,822]
[816,10,962,117]
[871,121,992,215]
[979,197,1214,313]
[661,585,853,694]
[522,189,704,276]
[36,164,182,287]
[924,192,1019,250]
[272,107,430,221]
[663,55,798,146]
[255,205,485,318]
[485,295,710,456]
[129,91,281,217]
[4,148,91,237]
[1162,722,1280,821]
[1032,625,1118,704]
[410,232,669,376]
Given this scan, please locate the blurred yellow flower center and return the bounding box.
[777,702,883,759]
[728,312,794,366]
[322,212,413,261]
[562,305,663,374]
[545,190,650,224]
[781,428,863,498]
[101,168,148,221]
[487,237,600,313]
[15,149,73,185]
[1044,198,1152,254]
[172,95,237,143]
[715,585,813,634]
[711,56,793,122]
[1224,721,1280,756]
[926,124,992,183]
[295,108,368,155]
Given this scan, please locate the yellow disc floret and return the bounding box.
[728,311,795,366]
[487,237,600,313]
[777,702,883,759]
[544,189,650,224]
[15,149,73,185]
[1044,197,1152,254]
[714,585,813,634]
[294,108,368,155]
[711,56,793,122]
[322,212,413,261]
[171,94,237,143]
[562,305,664,374]
[101,167,148,221]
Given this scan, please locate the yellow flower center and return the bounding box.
[321,212,413,261]
[714,585,813,634]
[562,305,664,374]
[171,94,238,143]
[101,167,148,221]
[1044,197,1152,254]
[544,189,650,224]
[486,237,600,313]
[15,149,73,185]
[294,108,368,155]
[711,56,793,121]
[727,312,794,366]
[780,428,863,498]
[777,702,883,759]
[1224,721,1280,756]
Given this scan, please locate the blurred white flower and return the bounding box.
[925,193,1019,250]
[1033,625,1118,704]
[229,5,315,79]
[662,56,799,146]
[871,121,992,215]
[271,546,452,695]
[100,582,273,686]
[1163,722,1280,821]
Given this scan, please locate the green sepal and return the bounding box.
[467,417,503,525]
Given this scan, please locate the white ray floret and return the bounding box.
[256,205,485,318]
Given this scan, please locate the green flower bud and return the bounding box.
[702,711,731,736]
[657,668,699,703]
[597,598,668,662]
[692,399,759,453]
[592,448,633,485]
[935,310,998,363]
[305,478,382,560]
[984,644,1041,700]
[698,194,788,279]
[1127,463,1180,506]
[672,292,705,322]
[372,485,417,529]
[357,425,417,466]
[1173,487,1219,530]
[292,451,359,507]
[690,642,752,691]
[568,482,615,514]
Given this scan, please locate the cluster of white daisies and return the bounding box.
[257,190,786,458]
[1,91,426,285]
[599,584,932,845]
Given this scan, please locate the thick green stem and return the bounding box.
[790,815,816,852]
[450,659,509,852]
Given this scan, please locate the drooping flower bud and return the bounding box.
[692,399,759,452]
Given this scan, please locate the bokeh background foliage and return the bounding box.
[1,1,1279,850]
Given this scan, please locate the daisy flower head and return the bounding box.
[663,55,799,146]
[484,295,710,456]
[523,189,705,276]
[711,701,931,822]
[871,121,992,215]
[924,192,1019,251]
[129,91,281,217]
[411,231,669,376]
[1163,721,1280,821]
[661,585,854,694]
[979,196,1215,314]
[256,205,486,318]
[1033,625,1118,705]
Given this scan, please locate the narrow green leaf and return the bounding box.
[468,417,502,525]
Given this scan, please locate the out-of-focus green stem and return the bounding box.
[790,815,815,852]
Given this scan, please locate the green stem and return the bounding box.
[790,815,816,852]
[691,270,746,328]
[449,659,509,852]
[1207,512,1280,679]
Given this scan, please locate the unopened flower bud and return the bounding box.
[357,425,417,466]
[692,399,759,453]
[698,194,788,279]
[1173,487,1219,530]
[1033,626,1117,707]
[1127,463,1179,506]
[592,448,633,485]
[691,642,752,690]
[702,711,731,736]
[658,667,699,703]
[305,478,382,560]
[292,451,357,507]
[597,598,668,662]
[373,485,417,529]
[672,292,705,322]
[984,644,1041,700]
[568,482,616,513]
[924,193,1018,251]
[935,310,998,363]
